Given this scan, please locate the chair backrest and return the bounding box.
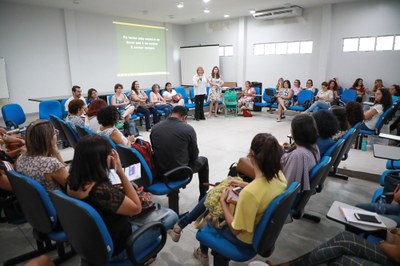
[145,90,152,103]
[39,100,62,120]
[59,119,79,148]
[7,170,57,234]
[332,123,361,168]
[291,156,332,219]
[252,182,300,257]
[1,103,26,128]
[60,99,68,118]
[341,89,357,103]
[175,87,189,104]
[116,144,152,187]
[318,139,345,187]
[75,124,93,138]
[49,115,68,143]
[49,190,113,265]
[107,95,113,105]
[375,102,400,133]
[296,90,313,105]
[263,88,277,103]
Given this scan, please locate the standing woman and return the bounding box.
[87,88,99,107]
[207,66,224,118]
[276,80,293,122]
[193,67,207,121]
[111,83,136,122]
[129,81,159,131]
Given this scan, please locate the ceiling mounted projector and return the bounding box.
[253,6,303,20]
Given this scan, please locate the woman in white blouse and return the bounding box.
[193,66,207,121]
[162,82,184,106]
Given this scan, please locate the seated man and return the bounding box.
[65,85,87,113]
[150,106,209,201]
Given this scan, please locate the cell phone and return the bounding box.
[354,213,381,224]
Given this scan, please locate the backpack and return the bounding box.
[131,139,154,169]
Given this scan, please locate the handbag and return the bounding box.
[139,102,155,109]
[243,109,253,117]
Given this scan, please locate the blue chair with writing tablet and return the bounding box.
[1,103,26,129]
[196,182,300,266]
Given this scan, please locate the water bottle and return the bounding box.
[361,139,367,151]
[375,195,387,214]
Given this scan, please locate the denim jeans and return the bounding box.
[306,101,330,113]
[155,104,172,117]
[356,203,400,226]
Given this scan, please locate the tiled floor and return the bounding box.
[0,110,386,265]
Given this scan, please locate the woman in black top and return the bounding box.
[67,135,178,259]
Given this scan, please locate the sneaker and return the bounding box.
[168,223,182,242]
[193,247,209,266]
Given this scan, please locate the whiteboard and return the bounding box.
[180,45,219,86]
[0,58,9,99]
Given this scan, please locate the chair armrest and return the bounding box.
[126,221,167,265]
[163,166,193,192]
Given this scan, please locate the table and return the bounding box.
[373,144,400,160]
[379,133,400,142]
[28,90,115,102]
[327,201,396,232]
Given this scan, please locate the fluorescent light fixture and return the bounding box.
[203,0,210,3]
[176,2,184,8]
[224,14,230,18]
[204,8,210,13]
[250,10,256,14]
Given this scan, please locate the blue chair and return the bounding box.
[175,87,195,110]
[338,87,344,96]
[340,89,357,104]
[370,170,400,203]
[329,123,362,180]
[49,190,167,266]
[289,90,313,112]
[291,156,334,223]
[1,103,26,129]
[144,89,166,118]
[314,88,319,97]
[39,100,62,120]
[75,124,93,138]
[58,119,79,149]
[254,88,275,109]
[116,144,192,214]
[49,115,69,148]
[60,99,68,118]
[107,95,114,105]
[4,171,74,266]
[196,182,300,266]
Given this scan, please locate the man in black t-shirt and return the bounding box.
[150,106,209,200]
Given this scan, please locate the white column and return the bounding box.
[236,17,247,87]
[63,9,80,86]
[317,4,332,82]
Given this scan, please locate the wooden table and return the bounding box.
[373,144,400,160]
[327,201,396,232]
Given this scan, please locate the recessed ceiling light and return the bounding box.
[203,0,210,3]
[224,14,230,18]
[204,8,210,13]
[176,2,184,8]
[250,10,256,14]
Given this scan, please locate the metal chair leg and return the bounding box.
[168,192,180,214]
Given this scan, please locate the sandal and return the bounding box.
[167,223,182,242]
[193,247,209,266]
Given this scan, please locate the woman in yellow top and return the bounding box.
[168,133,287,265]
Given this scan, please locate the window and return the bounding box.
[300,41,313,54]
[219,45,233,57]
[343,38,359,52]
[265,43,276,55]
[395,36,400,50]
[276,42,287,55]
[376,36,394,51]
[253,44,265,55]
[287,42,300,54]
[219,46,224,56]
[359,37,375,52]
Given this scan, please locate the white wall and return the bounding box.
[182,0,400,89]
[0,2,184,113]
[328,0,400,89]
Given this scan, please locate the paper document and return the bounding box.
[108,163,141,185]
[339,207,387,228]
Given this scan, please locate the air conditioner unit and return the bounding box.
[253,6,303,20]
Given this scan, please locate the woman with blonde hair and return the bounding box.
[193,66,207,121]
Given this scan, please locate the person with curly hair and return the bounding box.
[345,101,364,128]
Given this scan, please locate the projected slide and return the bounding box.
[113,21,168,77]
